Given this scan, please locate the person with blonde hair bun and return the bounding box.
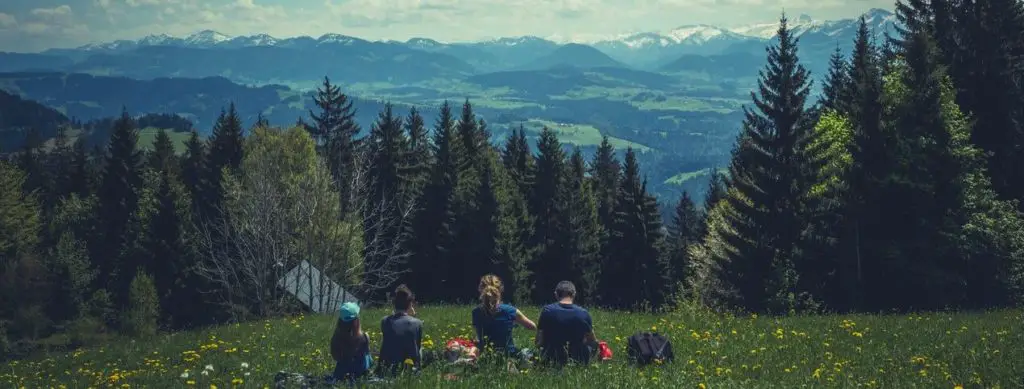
[471,274,536,362]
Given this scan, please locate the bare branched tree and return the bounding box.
[344,143,416,303]
[194,127,415,321]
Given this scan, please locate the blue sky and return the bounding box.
[0,0,893,52]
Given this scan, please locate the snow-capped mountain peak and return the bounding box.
[138,34,177,46]
[317,33,360,45]
[663,24,736,43]
[185,30,232,46]
[484,36,551,46]
[225,33,278,47]
[406,37,443,48]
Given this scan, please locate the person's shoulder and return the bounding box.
[540,303,559,314]
[499,303,517,313]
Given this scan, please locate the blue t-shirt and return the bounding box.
[537,303,593,365]
[331,333,372,381]
[471,303,519,355]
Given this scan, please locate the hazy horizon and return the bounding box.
[0,0,895,53]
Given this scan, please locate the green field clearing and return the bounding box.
[665,167,729,186]
[3,305,1020,388]
[517,119,651,152]
[137,127,192,154]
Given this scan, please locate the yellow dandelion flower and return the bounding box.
[404,358,414,366]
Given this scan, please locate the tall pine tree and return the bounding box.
[529,127,568,302]
[202,104,244,222]
[363,102,408,299]
[95,109,144,307]
[821,44,851,113]
[605,148,670,310]
[310,77,360,216]
[668,191,702,292]
[563,147,602,303]
[697,14,816,313]
[407,102,458,301]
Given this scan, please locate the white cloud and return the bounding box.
[95,0,113,9]
[0,13,17,28]
[30,5,73,20]
[126,0,165,6]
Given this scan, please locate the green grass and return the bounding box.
[665,168,728,186]
[136,127,192,154]
[518,119,651,152]
[3,306,1021,388]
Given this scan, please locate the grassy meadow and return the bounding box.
[2,305,1022,388]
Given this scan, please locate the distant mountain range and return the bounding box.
[1,8,898,84]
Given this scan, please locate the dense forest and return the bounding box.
[2,0,1024,359]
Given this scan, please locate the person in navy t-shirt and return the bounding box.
[471,274,537,361]
[535,281,598,366]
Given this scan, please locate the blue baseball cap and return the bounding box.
[339,302,360,322]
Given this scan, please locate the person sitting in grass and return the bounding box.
[329,302,373,385]
[535,281,599,367]
[471,274,537,363]
[378,284,424,376]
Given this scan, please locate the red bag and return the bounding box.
[598,341,613,361]
[446,338,476,349]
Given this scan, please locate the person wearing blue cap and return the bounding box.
[329,301,373,385]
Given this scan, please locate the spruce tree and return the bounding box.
[698,14,816,312]
[69,138,93,198]
[948,0,1024,205]
[465,152,501,291]
[147,128,177,174]
[798,111,858,311]
[669,191,702,288]
[407,101,458,301]
[404,107,431,203]
[96,109,143,306]
[48,126,75,204]
[202,104,244,221]
[17,127,45,195]
[605,148,670,309]
[589,136,620,302]
[589,136,620,229]
[310,77,360,215]
[180,130,205,212]
[363,102,408,298]
[501,126,535,199]
[529,127,568,302]
[564,147,602,303]
[144,169,187,326]
[821,44,851,113]
[493,160,536,305]
[703,169,727,213]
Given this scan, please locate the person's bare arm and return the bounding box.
[514,310,537,331]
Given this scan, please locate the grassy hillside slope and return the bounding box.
[3,306,1021,388]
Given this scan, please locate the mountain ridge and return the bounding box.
[48,8,895,55]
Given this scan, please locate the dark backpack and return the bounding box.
[626,332,674,366]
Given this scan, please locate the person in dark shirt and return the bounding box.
[471,274,537,361]
[378,285,423,376]
[535,281,598,367]
[329,302,373,385]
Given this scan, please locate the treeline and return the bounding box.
[688,2,1024,313]
[2,0,1024,360]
